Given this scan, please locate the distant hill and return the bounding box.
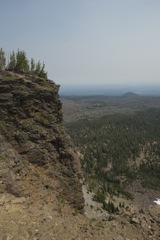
[122,91,139,97]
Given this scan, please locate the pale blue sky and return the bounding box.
[1,0,160,86]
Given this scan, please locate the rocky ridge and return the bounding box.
[0,71,84,210]
[0,71,159,240]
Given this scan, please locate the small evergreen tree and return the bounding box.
[35,61,41,75]
[39,62,48,79]
[0,48,6,71]
[15,50,29,73]
[30,58,35,73]
[8,51,16,71]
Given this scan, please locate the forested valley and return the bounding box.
[64,97,160,213]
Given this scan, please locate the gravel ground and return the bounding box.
[82,185,109,220]
[126,180,160,210]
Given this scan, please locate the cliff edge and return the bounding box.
[0,71,84,210]
[0,72,160,240]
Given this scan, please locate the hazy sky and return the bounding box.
[1,0,160,86]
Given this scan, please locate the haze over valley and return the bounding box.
[1,0,160,239]
[60,84,160,97]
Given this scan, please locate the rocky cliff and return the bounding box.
[0,71,84,210]
[0,72,160,240]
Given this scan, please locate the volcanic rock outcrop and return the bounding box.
[0,71,84,210]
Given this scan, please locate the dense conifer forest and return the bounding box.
[66,108,160,211]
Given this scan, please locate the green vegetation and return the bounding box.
[0,156,10,163]
[0,48,6,71]
[35,112,57,126]
[96,221,105,229]
[93,188,119,213]
[66,108,160,207]
[35,112,50,126]
[0,48,48,79]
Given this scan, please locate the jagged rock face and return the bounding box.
[0,72,84,210]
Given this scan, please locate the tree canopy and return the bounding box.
[0,48,48,79]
